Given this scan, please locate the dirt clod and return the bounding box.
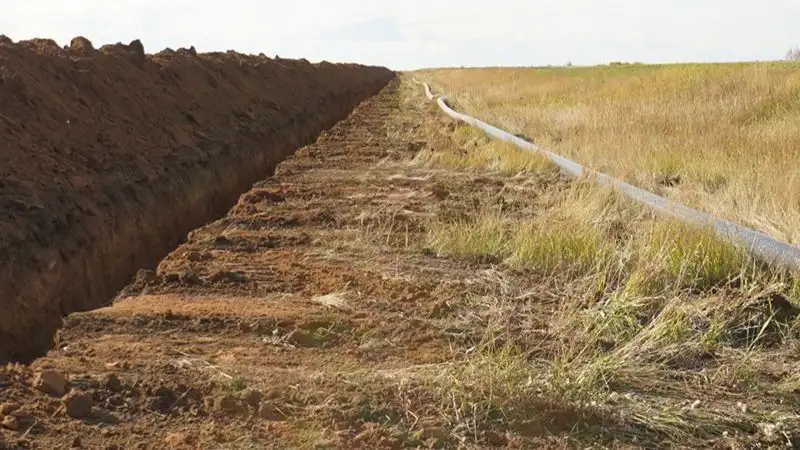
[286,330,323,347]
[207,271,248,283]
[1,415,18,431]
[258,402,287,421]
[178,271,203,285]
[63,390,93,418]
[186,251,210,262]
[214,395,243,415]
[484,430,508,447]
[430,185,451,200]
[127,39,145,66]
[33,370,68,396]
[0,403,19,415]
[134,270,159,286]
[104,374,122,392]
[239,389,263,407]
[69,36,94,54]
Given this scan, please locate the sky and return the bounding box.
[2,0,800,70]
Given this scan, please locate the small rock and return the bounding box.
[0,403,19,415]
[1,415,18,430]
[257,402,286,421]
[214,395,243,415]
[63,390,93,418]
[762,422,784,439]
[33,370,68,396]
[104,374,122,392]
[239,389,263,407]
[737,402,748,413]
[690,400,701,409]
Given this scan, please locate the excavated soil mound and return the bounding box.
[0,36,394,364]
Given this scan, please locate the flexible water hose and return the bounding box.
[416,80,800,271]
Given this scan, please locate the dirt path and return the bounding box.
[0,77,565,449]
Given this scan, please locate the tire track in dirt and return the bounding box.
[0,77,562,449]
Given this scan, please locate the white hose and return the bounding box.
[416,80,800,271]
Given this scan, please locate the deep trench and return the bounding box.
[1,75,396,364]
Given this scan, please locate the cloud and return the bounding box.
[1,0,799,70]
[317,18,404,42]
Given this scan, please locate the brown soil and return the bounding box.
[0,73,532,449]
[0,36,393,364]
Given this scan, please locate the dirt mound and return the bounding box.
[0,36,394,363]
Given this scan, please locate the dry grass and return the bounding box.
[400,70,800,447]
[414,125,557,176]
[418,63,800,245]
[247,74,800,449]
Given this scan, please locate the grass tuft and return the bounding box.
[510,220,614,275]
[414,123,559,176]
[426,210,508,261]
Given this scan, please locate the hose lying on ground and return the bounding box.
[416,80,800,271]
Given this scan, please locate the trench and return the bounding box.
[0,72,396,364]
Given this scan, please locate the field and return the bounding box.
[2,37,800,449]
[420,63,800,244]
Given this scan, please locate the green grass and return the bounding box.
[510,220,615,275]
[427,210,509,261]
